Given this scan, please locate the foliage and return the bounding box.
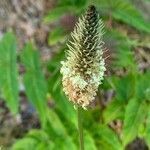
[0,0,150,149]
[0,32,19,114]
[21,43,49,127]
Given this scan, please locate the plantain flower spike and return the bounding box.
[60,5,106,109]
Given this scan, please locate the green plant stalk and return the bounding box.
[77,107,84,150]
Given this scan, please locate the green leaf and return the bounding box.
[44,6,67,23]
[54,137,77,150]
[27,129,55,150]
[114,45,135,68]
[0,32,19,114]
[113,9,150,33]
[12,129,54,150]
[12,138,38,150]
[36,142,54,150]
[46,110,77,150]
[103,99,125,124]
[105,30,136,69]
[43,0,86,24]
[95,0,150,33]
[27,129,50,142]
[43,6,75,23]
[122,98,147,146]
[96,125,122,150]
[84,131,97,150]
[107,74,136,102]
[135,71,150,100]
[145,106,150,148]
[21,43,48,126]
[111,0,150,33]
[46,109,67,136]
[73,0,87,8]
[48,27,66,46]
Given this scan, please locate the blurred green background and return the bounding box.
[0,0,150,149]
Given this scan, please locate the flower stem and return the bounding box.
[77,106,84,150]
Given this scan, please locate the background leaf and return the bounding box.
[144,106,150,148]
[95,125,122,150]
[84,131,97,150]
[21,43,48,126]
[0,32,19,114]
[48,27,66,46]
[103,99,125,124]
[122,98,148,146]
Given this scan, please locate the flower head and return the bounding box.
[60,5,106,109]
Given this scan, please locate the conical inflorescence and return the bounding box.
[60,5,106,109]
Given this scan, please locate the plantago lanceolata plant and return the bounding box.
[60,5,106,150]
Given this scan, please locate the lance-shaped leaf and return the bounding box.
[122,98,147,146]
[21,43,48,125]
[103,99,125,124]
[95,125,122,150]
[0,32,19,114]
[144,106,150,148]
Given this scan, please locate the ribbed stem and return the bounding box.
[77,107,84,150]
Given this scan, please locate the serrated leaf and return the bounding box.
[95,0,150,33]
[114,45,135,68]
[21,43,48,125]
[103,99,125,124]
[110,0,150,33]
[122,98,147,146]
[113,9,150,33]
[0,32,19,114]
[105,30,136,69]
